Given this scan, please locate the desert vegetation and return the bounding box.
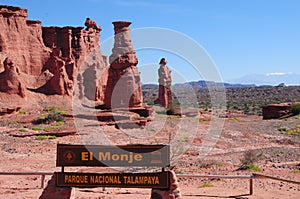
[291,103,300,115]
[239,151,262,171]
[32,106,65,124]
[143,85,300,115]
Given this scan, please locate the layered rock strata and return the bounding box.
[0,5,107,99]
[0,5,152,124]
[105,21,143,109]
[262,103,292,119]
[41,18,106,98]
[0,5,50,75]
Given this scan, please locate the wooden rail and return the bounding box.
[0,172,53,188]
[0,172,299,195]
[253,173,300,184]
[177,174,254,195]
[177,173,300,196]
[177,174,252,179]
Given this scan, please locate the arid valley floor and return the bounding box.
[0,92,299,198]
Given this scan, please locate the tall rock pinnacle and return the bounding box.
[105,21,143,109]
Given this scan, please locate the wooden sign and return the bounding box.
[56,171,169,188]
[56,144,170,167]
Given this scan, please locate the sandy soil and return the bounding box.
[0,104,299,199]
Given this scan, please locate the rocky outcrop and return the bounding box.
[0,5,50,75]
[0,5,152,121]
[155,58,172,108]
[0,5,107,97]
[151,171,182,199]
[76,19,107,102]
[85,18,101,31]
[77,48,108,103]
[105,21,143,109]
[35,48,73,95]
[262,103,292,119]
[42,19,102,82]
[0,57,26,97]
[41,18,106,96]
[0,106,21,116]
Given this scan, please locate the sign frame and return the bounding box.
[56,144,170,168]
[56,171,170,188]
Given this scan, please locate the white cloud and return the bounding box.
[266,72,292,76]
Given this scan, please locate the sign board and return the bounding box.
[56,171,169,188]
[56,144,170,167]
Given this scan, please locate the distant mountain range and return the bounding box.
[142,81,256,89]
[227,73,300,86]
[142,73,300,89]
[173,81,256,88]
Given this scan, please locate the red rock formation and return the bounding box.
[76,48,108,102]
[41,18,107,97]
[42,26,93,82]
[262,103,292,119]
[151,171,182,199]
[75,20,107,103]
[36,48,73,95]
[105,21,143,109]
[1,5,149,111]
[0,5,50,75]
[85,17,102,31]
[0,106,21,116]
[155,58,172,108]
[0,57,26,97]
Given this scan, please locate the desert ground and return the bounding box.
[0,93,299,199]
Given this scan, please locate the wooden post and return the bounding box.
[41,175,45,189]
[249,178,253,195]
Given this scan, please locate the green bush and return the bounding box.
[48,135,57,139]
[180,136,189,142]
[32,126,42,131]
[43,125,61,132]
[35,135,48,140]
[278,126,288,132]
[35,135,57,140]
[278,125,300,136]
[291,170,300,173]
[33,112,64,124]
[9,121,19,125]
[242,163,261,172]
[18,110,26,115]
[240,150,262,171]
[56,121,65,125]
[291,104,300,115]
[44,106,66,115]
[241,151,258,165]
[50,125,61,129]
[199,183,214,188]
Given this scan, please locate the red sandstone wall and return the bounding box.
[0,5,107,99]
[0,6,50,75]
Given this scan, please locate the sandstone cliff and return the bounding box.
[0,5,50,75]
[0,5,107,102]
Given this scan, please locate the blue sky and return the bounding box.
[2,0,300,84]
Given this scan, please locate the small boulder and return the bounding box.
[0,57,26,97]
